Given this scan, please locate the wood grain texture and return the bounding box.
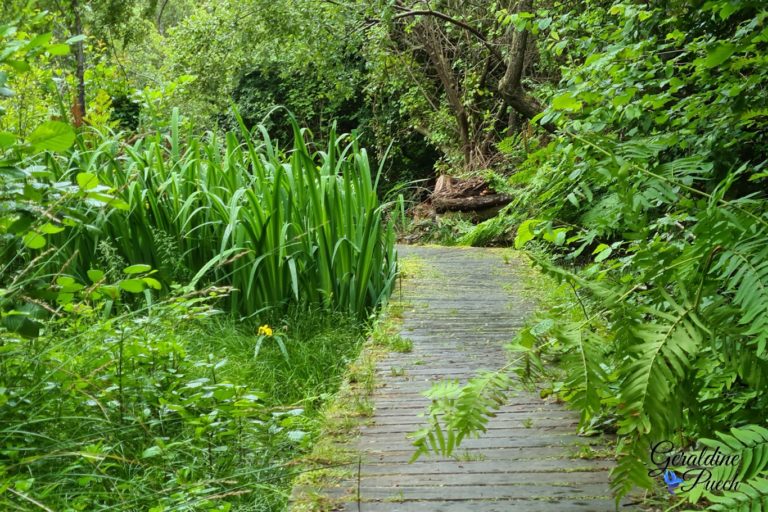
[294,246,627,511]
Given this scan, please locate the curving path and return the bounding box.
[311,245,620,511]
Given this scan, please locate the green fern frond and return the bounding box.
[703,477,768,511]
[673,427,768,511]
[711,233,768,355]
[611,440,654,498]
[657,156,713,184]
[556,323,607,425]
[615,136,670,162]
[705,425,768,482]
[670,426,768,507]
[410,370,512,460]
[618,290,706,436]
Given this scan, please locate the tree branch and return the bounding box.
[391,9,504,64]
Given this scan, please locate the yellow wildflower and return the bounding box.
[258,324,273,337]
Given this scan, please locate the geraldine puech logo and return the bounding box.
[648,440,742,495]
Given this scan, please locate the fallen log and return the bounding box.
[432,193,512,213]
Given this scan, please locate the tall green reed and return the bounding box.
[51,112,396,318]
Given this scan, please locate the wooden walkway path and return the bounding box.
[302,245,619,511]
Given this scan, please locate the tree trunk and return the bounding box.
[157,0,171,35]
[420,21,472,167]
[497,0,554,132]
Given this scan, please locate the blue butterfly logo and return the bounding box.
[664,469,684,495]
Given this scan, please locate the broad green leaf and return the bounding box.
[87,269,105,282]
[213,387,236,400]
[699,43,736,68]
[4,60,30,72]
[28,121,76,152]
[142,277,162,290]
[119,279,145,293]
[141,446,162,458]
[25,32,52,49]
[124,264,152,274]
[76,172,99,191]
[46,44,70,56]
[39,223,64,234]
[56,276,76,287]
[65,34,86,44]
[594,246,613,262]
[57,276,84,292]
[515,219,540,249]
[22,231,45,249]
[85,192,130,210]
[0,132,16,148]
[552,93,582,112]
[100,285,119,300]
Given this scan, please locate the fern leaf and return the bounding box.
[410,370,512,459]
[711,233,768,355]
[618,290,705,436]
[678,425,768,510]
[704,477,768,511]
[557,322,606,425]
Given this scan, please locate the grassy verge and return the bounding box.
[187,309,368,511]
[0,295,368,512]
[289,255,423,512]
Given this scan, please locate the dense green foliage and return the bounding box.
[1,294,365,510]
[411,0,768,508]
[39,116,395,318]
[1,10,394,510]
[2,0,768,509]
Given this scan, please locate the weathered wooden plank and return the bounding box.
[357,435,601,452]
[325,482,614,500]
[357,458,614,475]
[339,499,618,512]
[358,446,609,463]
[359,423,579,436]
[353,470,613,487]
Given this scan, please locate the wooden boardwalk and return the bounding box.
[303,245,620,511]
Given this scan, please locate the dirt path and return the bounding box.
[303,245,619,511]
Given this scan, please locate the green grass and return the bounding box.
[0,292,367,512]
[190,308,365,410]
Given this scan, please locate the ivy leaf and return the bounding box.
[28,121,76,152]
